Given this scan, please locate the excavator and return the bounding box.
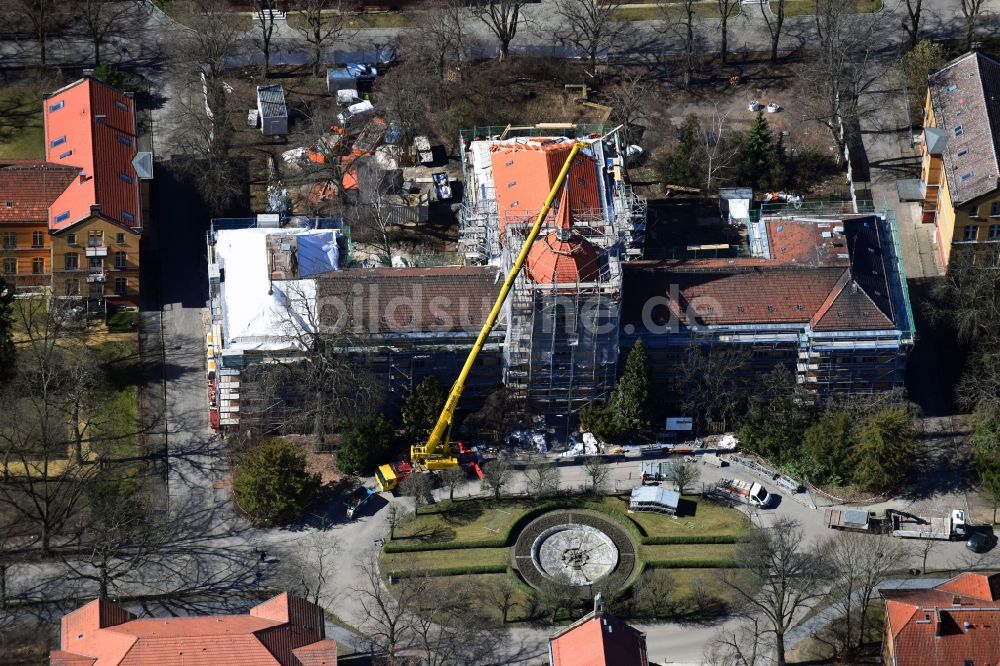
[375,141,585,492]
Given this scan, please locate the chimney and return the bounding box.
[593,593,604,615]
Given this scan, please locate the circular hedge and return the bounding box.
[512,509,637,597]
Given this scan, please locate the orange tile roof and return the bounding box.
[526,231,601,285]
[43,78,141,232]
[549,611,648,666]
[0,161,79,223]
[882,571,1000,666]
[490,139,602,239]
[52,594,336,666]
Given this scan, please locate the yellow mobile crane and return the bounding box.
[375,141,585,492]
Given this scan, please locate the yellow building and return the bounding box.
[921,51,1000,269]
[50,214,141,302]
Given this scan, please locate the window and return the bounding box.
[116,232,125,245]
[767,305,775,313]
[958,148,970,157]
[65,279,79,296]
[88,231,103,247]
[50,135,66,148]
[55,211,70,223]
[67,233,77,245]
[89,283,103,299]
[114,251,127,269]
[89,256,102,272]
[2,258,15,275]
[955,126,965,137]
[58,150,72,159]
[48,100,64,112]
[121,211,135,223]
[962,172,975,182]
[965,225,978,241]
[117,134,131,147]
[64,253,79,270]
[4,201,10,208]
[114,278,127,296]
[991,224,1000,239]
[992,202,1000,217]
[32,258,43,274]
[31,231,43,248]
[736,305,745,313]
[3,232,15,249]
[119,172,133,184]
[114,100,128,111]
[970,205,981,218]
[945,84,958,94]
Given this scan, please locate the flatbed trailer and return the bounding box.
[888,509,967,541]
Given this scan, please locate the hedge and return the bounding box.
[643,559,738,569]
[386,563,508,579]
[383,538,506,553]
[642,535,741,545]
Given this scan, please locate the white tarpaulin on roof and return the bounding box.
[214,228,339,352]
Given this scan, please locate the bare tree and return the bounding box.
[717,0,738,64]
[723,517,828,666]
[524,461,560,500]
[291,0,357,77]
[61,486,167,600]
[660,0,698,89]
[282,531,339,607]
[481,458,512,501]
[667,460,700,495]
[74,0,144,67]
[676,340,751,432]
[375,63,431,166]
[553,0,624,69]
[400,472,432,515]
[916,538,936,574]
[352,162,400,265]
[385,502,402,540]
[440,465,467,503]
[700,104,742,191]
[353,548,420,661]
[408,0,468,89]
[758,0,785,63]
[704,615,767,666]
[583,455,609,495]
[901,0,923,51]
[826,531,908,656]
[537,571,580,621]
[471,0,530,62]
[961,0,986,50]
[6,0,66,66]
[485,575,519,623]
[251,0,278,78]
[606,73,652,146]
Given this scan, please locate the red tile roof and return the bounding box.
[0,161,79,223]
[882,572,1000,666]
[490,139,602,240]
[549,610,648,666]
[315,265,502,335]
[526,231,601,285]
[51,593,336,666]
[43,78,141,231]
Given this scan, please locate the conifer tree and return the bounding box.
[670,115,702,188]
[612,340,653,432]
[741,112,778,190]
[402,376,446,439]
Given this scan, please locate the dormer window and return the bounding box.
[114,100,128,111]
[48,100,64,112]
[50,135,66,148]
[55,211,70,223]
[955,126,964,137]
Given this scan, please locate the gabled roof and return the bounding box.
[549,610,648,666]
[0,161,79,223]
[881,571,1000,666]
[51,593,336,666]
[43,77,142,232]
[927,51,1000,205]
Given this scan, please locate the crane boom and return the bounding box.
[410,141,585,464]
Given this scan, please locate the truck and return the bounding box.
[825,508,967,541]
[713,478,776,508]
[344,486,375,520]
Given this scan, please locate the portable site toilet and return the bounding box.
[256,84,288,136]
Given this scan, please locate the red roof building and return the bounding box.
[548,598,648,666]
[881,571,1000,665]
[50,593,337,666]
[43,77,142,231]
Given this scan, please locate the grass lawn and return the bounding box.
[381,546,509,574]
[773,0,883,15]
[640,543,736,565]
[286,10,417,31]
[613,2,740,22]
[600,495,750,539]
[391,498,534,544]
[0,87,44,160]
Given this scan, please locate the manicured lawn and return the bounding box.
[391,498,534,544]
[613,2,740,22]
[0,87,44,159]
[772,0,882,16]
[600,495,750,539]
[286,10,417,31]
[381,546,509,573]
[640,542,736,565]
